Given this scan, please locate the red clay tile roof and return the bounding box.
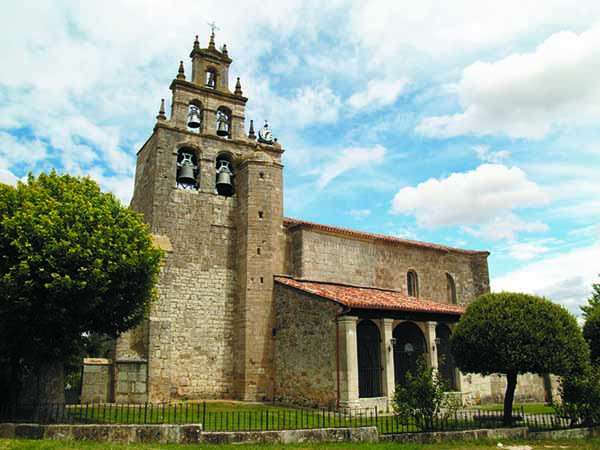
[283,217,489,256]
[275,276,465,316]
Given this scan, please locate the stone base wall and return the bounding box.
[273,284,339,408]
[459,372,551,405]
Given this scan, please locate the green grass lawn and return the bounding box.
[3,438,600,449]
[470,403,555,414]
[15,400,561,434]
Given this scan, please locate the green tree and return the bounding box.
[584,309,600,365]
[581,280,600,318]
[450,292,588,425]
[0,172,162,405]
[556,365,600,427]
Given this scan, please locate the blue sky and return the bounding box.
[1,1,599,314]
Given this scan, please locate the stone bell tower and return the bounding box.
[113,31,285,403]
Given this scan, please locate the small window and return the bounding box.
[215,153,234,197]
[407,270,419,297]
[176,148,199,190]
[205,68,217,88]
[446,273,457,304]
[216,107,232,138]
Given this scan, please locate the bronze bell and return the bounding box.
[216,118,229,137]
[216,170,233,195]
[187,106,202,129]
[177,165,196,185]
[216,160,233,196]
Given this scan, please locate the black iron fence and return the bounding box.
[0,402,583,434]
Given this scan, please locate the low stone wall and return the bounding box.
[0,423,375,444]
[382,427,528,444]
[0,423,202,444]
[529,426,600,440]
[2,422,600,445]
[201,427,378,444]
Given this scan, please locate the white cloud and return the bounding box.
[0,169,18,185]
[391,164,550,239]
[473,145,511,163]
[347,78,409,110]
[493,242,600,315]
[349,209,371,218]
[417,25,600,139]
[317,145,386,188]
[464,214,548,241]
[507,241,551,261]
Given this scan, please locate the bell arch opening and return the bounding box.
[356,319,382,398]
[187,100,203,133]
[216,106,232,138]
[215,153,234,197]
[205,67,217,88]
[436,323,458,390]
[393,321,426,386]
[176,147,199,190]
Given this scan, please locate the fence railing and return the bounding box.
[0,402,583,434]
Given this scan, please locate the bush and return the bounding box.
[556,365,600,427]
[392,356,456,430]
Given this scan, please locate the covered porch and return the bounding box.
[274,276,464,410]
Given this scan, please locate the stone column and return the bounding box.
[379,319,396,400]
[338,316,359,407]
[424,321,439,372]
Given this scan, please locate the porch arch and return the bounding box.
[393,321,426,386]
[357,320,382,398]
[436,323,458,390]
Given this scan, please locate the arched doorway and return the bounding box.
[357,320,382,398]
[436,323,457,390]
[393,322,427,386]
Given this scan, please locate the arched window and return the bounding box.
[205,68,217,88]
[446,273,457,304]
[407,270,419,297]
[176,148,199,190]
[357,320,382,398]
[215,153,234,197]
[393,322,426,386]
[186,101,203,133]
[216,106,231,138]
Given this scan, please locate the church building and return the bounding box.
[81,33,550,408]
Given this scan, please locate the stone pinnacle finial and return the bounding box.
[248,119,256,140]
[235,77,243,96]
[193,35,200,50]
[156,99,166,121]
[222,44,228,56]
[177,60,185,80]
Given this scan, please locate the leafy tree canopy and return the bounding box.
[451,292,588,377]
[450,292,588,424]
[581,280,600,318]
[0,172,162,369]
[584,308,600,365]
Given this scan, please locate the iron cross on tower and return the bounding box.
[207,21,220,36]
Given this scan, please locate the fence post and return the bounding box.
[202,402,207,428]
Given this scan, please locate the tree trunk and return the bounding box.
[19,361,65,406]
[503,371,518,426]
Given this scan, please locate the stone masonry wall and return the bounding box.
[289,228,489,305]
[273,284,339,408]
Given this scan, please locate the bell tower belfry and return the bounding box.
[113,32,285,403]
